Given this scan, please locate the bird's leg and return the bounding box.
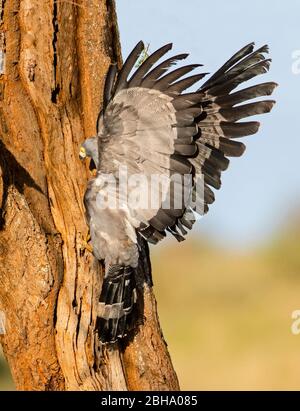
[80,230,93,254]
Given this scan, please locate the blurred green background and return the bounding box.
[1,215,300,390]
[151,218,300,390]
[0,346,13,391]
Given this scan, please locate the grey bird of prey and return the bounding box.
[80,41,276,343]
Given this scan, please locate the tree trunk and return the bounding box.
[0,0,179,391]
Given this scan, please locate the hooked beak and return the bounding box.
[79,146,86,160]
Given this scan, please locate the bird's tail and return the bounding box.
[96,264,137,343]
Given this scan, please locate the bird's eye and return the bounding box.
[79,146,86,160]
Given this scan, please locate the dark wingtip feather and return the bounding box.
[153,64,203,91]
[128,43,174,88]
[201,42,256,89]
[215,82,278,107]
[219,139,246,157]
[114,41,145,93]
[265,100,276,111]
[141,53,190,88]
[135,40,145,50]
[256,44,269,54]
[164,42,173,50]
[103,63,118,110]
[266,81,278,90]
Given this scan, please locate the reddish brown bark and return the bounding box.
[0,0,179,391]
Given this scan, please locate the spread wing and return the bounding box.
[97,41,277,243]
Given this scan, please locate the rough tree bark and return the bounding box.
[0,0,179,391]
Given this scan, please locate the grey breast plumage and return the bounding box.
[83,41,276,343]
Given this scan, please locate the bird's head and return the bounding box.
[79,136,99,169]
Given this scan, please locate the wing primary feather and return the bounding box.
[141,54,189,88]
[219,100,275,122]
[128,43,173,87]
[216,82,278,106]
[167,73,208,94]
[114,41,145,93]
[206,139,246,157]
[201,42,255,89]
[172,92,204,110]
[204,59,272,96]
[152,64,203,91]
[103,64,118,110]
[202,47,270,92]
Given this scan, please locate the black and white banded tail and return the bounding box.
[96,265,137,343]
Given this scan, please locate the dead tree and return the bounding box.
[0,0,179,391]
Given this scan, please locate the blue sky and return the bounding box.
[116,0,300,248]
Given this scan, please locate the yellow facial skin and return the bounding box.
[79,146,86,160]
